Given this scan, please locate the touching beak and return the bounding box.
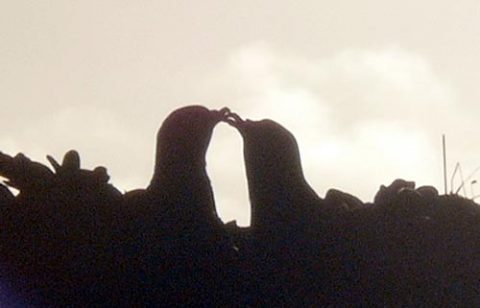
[211,107,231,123]
[223,111,246,130]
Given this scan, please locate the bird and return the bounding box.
[225,113,324,238]
[119,105,234,306]
[225,112,333,306]
[147,105,230,229]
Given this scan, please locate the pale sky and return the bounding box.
[1,1,480,225]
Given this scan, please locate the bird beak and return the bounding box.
[223,111,246,130]
[211,107,231,123]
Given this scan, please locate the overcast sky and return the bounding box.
[2,1,480,225]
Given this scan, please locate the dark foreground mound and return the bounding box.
[1,157,479,306]
[0,174,480,306]
[0,106,479,306]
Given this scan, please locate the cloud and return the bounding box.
[199,42,470,224]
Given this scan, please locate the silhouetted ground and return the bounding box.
[0,106,479,306]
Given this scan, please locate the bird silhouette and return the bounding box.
[225,112,329,305]
[119,105,234,305]
[225,113,324,236]
[147,105,230,229]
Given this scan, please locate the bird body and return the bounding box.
[116,105,235,306]
[226,117,323,236]
[147,105,229,229]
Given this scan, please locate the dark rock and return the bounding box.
[0,151,55,194]
[0,183,14,206]
[416,185,439,204]
[374,178,416,206]
[324,188,365,216]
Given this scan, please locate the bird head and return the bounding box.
[153,105,230,181]
[224,111,305,189]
